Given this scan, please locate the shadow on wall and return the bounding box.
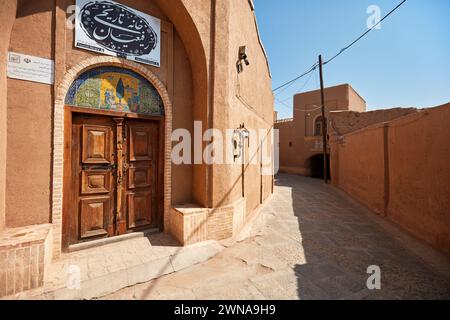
[274,174,450,300]
[16,0,53,17]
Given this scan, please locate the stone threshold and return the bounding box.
[66,228,160,252]
[5,233,224,300]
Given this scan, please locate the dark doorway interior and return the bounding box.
[310,154,330,180]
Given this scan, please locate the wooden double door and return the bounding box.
[65,113,161,246]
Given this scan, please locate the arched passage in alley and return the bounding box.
[308,153,330,180]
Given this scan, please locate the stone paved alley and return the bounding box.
[102,174,450,300]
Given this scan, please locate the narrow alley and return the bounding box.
[102,174,450,300]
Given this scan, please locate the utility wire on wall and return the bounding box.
[272,0,408,94]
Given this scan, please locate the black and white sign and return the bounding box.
[7,52,54,85]
[75,0,161,67]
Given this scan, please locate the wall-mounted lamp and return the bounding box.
[232,123,250,160]
[237,46,250,73]
[239,46,250,66]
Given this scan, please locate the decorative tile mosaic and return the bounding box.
[65,67,164,115]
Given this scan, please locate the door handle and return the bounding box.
[82,164,117,171]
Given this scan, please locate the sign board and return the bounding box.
[75,0,161,67]
[7,52,55,85]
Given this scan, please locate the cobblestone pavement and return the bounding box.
[102,174,450,300]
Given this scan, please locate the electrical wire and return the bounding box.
[324,0,407,65]
[279,69,315,103]
[272,0,408,92]
[274,97,292,110]
[273,62,318,93]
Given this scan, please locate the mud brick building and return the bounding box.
[0,0,274,297]
[275,84,366,177]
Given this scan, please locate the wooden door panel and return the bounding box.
[125,120,159,231]
[82,125,112,164]
[66,114,161,246]
[80,197,111,239]
[67,114,116,246]
[127,192,152,229]
[128,165,152,189]
[129,126,152,161]
[81,170,112,194]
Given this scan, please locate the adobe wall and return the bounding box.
[226,0,274,216]
[0,0,274,288]
[156,0,211,207]
[330,108,417,136]
[330,103,450,255]
[158,0,274,214]
[332,125,386,214]
[388,104,450,255]
[4,0,196,227]
[3,0,274,232]
[348,86,367,113]
[276,84,365,176]
[0,0,18,230]
[6,0,55,227]
[275,120,299,174]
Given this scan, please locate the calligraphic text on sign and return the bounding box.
[75,0,161,67]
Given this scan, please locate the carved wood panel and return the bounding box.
[67,115,116,245]
[80,197,110,239]
[124,120,159,231]
[82,125,112,164]
[66,114,161,246]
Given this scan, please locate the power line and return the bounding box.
[279,69,315,102]
[324,0,407,65]
[272,0,407,93]
[273,62,318,93]
[274,97,292,110]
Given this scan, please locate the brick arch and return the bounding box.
[51,56,173,258]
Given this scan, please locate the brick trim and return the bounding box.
[52,56,173,259]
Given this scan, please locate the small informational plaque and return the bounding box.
[7,52,55,85]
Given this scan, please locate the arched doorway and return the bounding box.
[63,66,165,247]
[52,58,173,253]
[309,153,331,180]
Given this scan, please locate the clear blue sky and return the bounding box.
[254,0,450,119]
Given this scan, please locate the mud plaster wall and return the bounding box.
[6,0,55,227]
[330,108,417,136]
[226,0,274,215]
[3,0,274,228]
[388,104,450,255]
[331,104,450,255]
[276,84,365,175]
[5,0,195,227]
[0,0,18,230]
[155,0,211,207]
